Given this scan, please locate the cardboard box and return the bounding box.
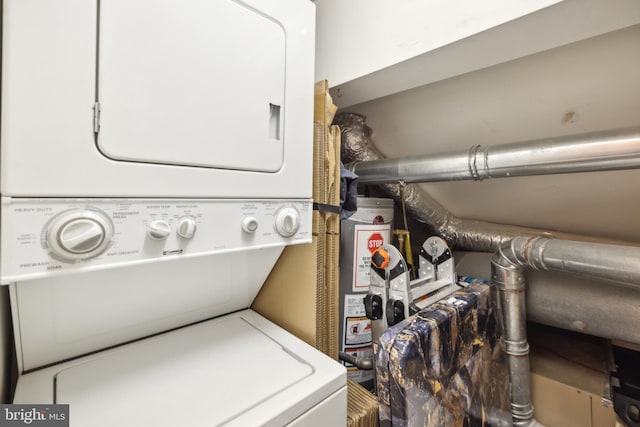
[529,324,616,427]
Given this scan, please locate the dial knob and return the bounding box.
[275,208,300,237]
[43,208,114,262]
[147,220,171,240]
[242,217,259,233]
[177,216,197,239]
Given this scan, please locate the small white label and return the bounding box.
[343,295,371,346]
[345,316,372,345]
[345,294,366,317]
[341,294,374,383]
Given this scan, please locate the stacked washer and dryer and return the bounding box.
[1,1,346,426]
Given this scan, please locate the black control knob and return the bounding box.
[364,294,383,320]
[386,299,405,326]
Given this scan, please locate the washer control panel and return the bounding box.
[1,198,312,282]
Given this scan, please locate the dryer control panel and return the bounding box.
[1,198,312,283]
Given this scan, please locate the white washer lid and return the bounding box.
[50,312,326,426]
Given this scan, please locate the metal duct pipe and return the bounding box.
[512,238,640,285]
[455,251,640,344]
[525,270,640,343]
[492,245,535,426]
[334,113,634,251]
[349,127,640,184]
[492,237,640,426]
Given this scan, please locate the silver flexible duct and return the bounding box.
[492,237,640,426]
[334,112,637,251]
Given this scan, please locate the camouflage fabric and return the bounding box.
[376,284,510,427]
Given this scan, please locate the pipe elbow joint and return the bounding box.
[491,240,526,290]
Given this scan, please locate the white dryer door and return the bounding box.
[97,0,286,172]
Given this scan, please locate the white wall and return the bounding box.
[315,0,560,85]
[346,25,640,242]
[316,0,640,107]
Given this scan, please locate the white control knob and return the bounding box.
[275,208,300,237]
[177,216,197,239]
[242,217,259,233]
[59,219,104,253]
[147,220,171,240]
[43,208,114,262]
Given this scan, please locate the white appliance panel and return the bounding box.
[56,317,311,426]
[13,310,347,427]
[98,0,286,171]
[12,247,283,371]
[1,0,315,198]
[287,388,348,427]
[2,1,345,424]
[1,198,311,283]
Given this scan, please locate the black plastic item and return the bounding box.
[364,294,383,320]
[339,162,358,220]
[611,345,640,427]
[386,299,405,326]
[409,303,421,316]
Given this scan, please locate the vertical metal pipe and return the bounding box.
[492,236,640,426]
[492,244,536,426]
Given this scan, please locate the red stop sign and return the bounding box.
[368,233,384,253]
